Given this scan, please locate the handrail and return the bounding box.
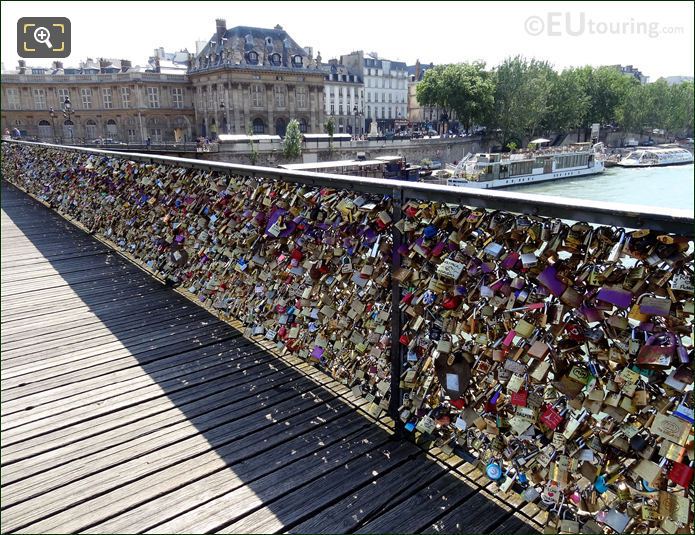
[5,139,693,234]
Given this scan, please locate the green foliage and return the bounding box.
[506,141,518,152]
[283,119,302,159]
[492,56,555,144]
[324,117,335,153]
[416,62,494,133]
[418,59,694,142]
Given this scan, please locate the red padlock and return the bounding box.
[399,334,410,345]
[511,389,528,407]
[668,461,694,488]
[540,404,564,430]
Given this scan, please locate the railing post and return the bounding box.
[389,187,405,438]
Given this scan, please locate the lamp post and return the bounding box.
[62,97,73,143]
[220,100,227,135]
[353,105,359,139]
[49,107,57,143]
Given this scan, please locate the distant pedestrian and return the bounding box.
[146,137,151,149]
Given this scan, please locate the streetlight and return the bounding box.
[353,105,359,139]
[62,96,74,143]
[49,107,57,143]
[220,100,227,135]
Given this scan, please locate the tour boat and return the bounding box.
[616,147,694,167]
[446,143,605,189]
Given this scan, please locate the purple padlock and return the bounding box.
[596,286,633,309]
[537,265,567,296]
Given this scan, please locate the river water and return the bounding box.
[505,164,694,211]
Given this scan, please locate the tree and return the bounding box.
[415,63,495,134]
[545,67,591,136]
[586,67,637,126]
[246,123,258,165]
[491,56,555,144]
[667,81,694,136]
[324,117,335,154]
[283,119,302,160]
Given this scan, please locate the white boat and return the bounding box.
[616,147,694,167]
[446,143,605,189]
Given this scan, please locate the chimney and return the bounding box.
[120,59,132,72]
[99,58,109,72]
[18,60,26,74]
[51,60,64,70]
[154,57,160,73]
[215,18,226,39]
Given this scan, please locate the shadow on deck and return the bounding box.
[1,181,542,534]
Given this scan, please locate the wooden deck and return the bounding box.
[1,181,543,534]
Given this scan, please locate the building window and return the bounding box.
[172,87,184,109]
[120,87,130,108]
[127,128,137,142]
[6,88,21,110]
[149,128,163,142]
[32,88,47,109]
[102,88,113,109]
[147,87,160,108]
[251,85,264,107]
[247,51,259,65]
[296,86,307,109]
[85,119,97,139]
[299,118,308,133]
[252,118,265,134]
[292,55,303,67]
[339,104,343,115]
[382,106,386,118]
[270,53,281,66]
[330,103,334,114]
[367,105,371,118]
[274,86,286,108]
[56,88,70,107]
[81,88,92,109]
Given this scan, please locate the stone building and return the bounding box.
[340,51,408,134]
[188,20,326,137]
[321,58,364,136]
[1,57,195,143]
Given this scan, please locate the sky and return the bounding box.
[1,1,693,80]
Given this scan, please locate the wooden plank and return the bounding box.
[0,349,279,483]
[1,349,285,464]
[59,403,371,533]
[146,426,391,534]
[287,456,454,534]
[1,333,257,413]
[2,372,333,510]
[218,440,421,534]
[3,387,354,533]
[355,470,478,534]
[1,332,250,400]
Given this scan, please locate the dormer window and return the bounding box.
[270,53,281,66]
[247,51,259,65]
[292,55,303,67]
[265,37,273,46]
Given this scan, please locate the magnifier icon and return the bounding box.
[33,26,53,49]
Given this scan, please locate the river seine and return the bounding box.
[506,164,694,211]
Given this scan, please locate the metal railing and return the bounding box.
[2,139,694,533]
[5,140,692,233]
